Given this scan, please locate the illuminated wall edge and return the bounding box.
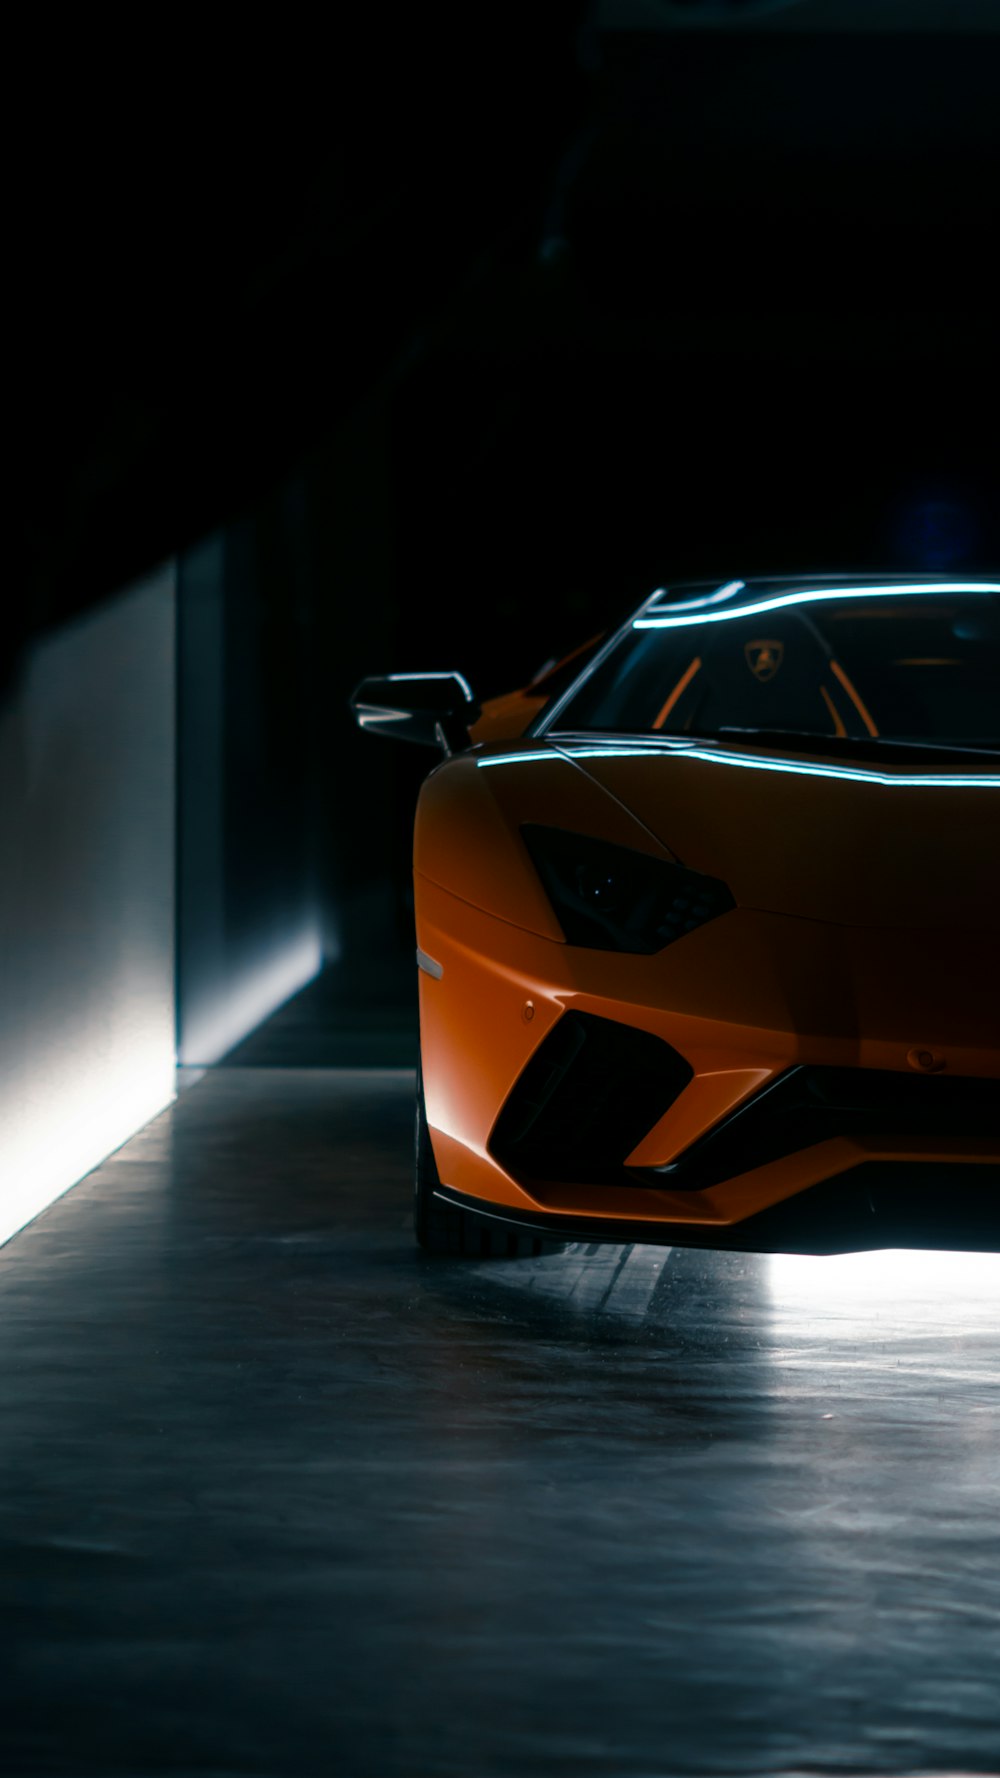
[0,567,178,1250]
[174,530,324,1068]
[177,929,324,1067]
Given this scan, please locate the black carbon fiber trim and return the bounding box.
[436,1163,1000,1257]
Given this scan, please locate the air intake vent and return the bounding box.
[491,1011,693,1186]
[646,1064,1000,1192]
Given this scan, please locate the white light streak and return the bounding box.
[477,740,1000,786]
[0,563,178,1251]
[658,746,1000,789]
[0,1042,176,1250]
[634,582,1000,629]
[357,705,412,725]
[387,671,475,701]
[770,1247,1000,1317]
[646,579,746,613]
[178,929,324,1066]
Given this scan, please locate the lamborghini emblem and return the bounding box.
[745,639,784,682]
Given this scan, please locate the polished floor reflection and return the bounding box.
[1,1067,998,1777]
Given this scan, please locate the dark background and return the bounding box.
[10,2,999,960]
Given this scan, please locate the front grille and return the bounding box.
[645,1065,1000,1192]
[490,1011,693,1186]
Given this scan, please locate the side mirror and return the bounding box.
[349,672,481,753]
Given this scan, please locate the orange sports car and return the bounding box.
[351,575,1000,1257]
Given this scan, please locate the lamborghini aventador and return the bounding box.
[351,575,1000,1256]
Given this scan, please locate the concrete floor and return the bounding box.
[2,1059,1000,1776]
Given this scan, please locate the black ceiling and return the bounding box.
[9,6,998,688]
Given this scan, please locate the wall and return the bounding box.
[176,510,322,1065]
[0,568,177,1247]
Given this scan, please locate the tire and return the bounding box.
[414,1062,563,1259]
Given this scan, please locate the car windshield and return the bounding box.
[542,582,1000,746]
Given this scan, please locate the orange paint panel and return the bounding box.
[569,746,1000,929]
[625,1066,775,1168]
[415,746,681,939]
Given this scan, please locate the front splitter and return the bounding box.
[435,1162,1000,1256]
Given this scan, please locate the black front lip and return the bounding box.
[435,1165,1000,1257]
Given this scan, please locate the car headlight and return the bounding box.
[521,825,735,953]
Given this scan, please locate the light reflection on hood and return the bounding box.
[475,736,1000,789]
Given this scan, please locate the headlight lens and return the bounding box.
[521,824,735,953]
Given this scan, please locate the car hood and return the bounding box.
[548,733,1000,931]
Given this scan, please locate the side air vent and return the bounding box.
[490,1011,693,1186]
[644,1065,1000,1193]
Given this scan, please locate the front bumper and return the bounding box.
[416,875,1000,1247]
[434,1168,1000,1256]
